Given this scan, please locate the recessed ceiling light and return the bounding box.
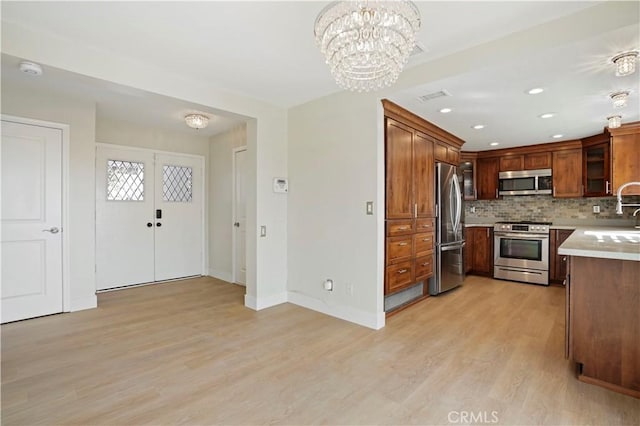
[439,108,452,113]
[489,142,499,146]
[527,87,544,95]
[552,134,563,139]
[539,113,555,119]
[472,124,485,129]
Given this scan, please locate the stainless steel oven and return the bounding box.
[493,222,550,285]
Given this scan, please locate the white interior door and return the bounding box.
[154,153,203,281]
[1,121,63,323]
[233,148,247,285]
[96,147,155,290]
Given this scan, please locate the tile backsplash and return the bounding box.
[465,195,640,226]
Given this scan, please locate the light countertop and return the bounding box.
[558,227,640,261]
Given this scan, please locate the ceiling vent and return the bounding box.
[418,89,451,102]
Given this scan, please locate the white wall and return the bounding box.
[2,21,289,311]
[209,124,247,282]
[287,91,385,329]
[1,81,97,311]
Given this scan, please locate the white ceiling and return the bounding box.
[1,1,639,148]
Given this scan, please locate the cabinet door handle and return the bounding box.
[562,257,566,262]
[495,188,498,199]
[397,269,408,274]
[421,262,430,266]
[553,186,556,197]
[398,242,408,246]
[423,238,430,242]
[414,203,417,217]
[606,181,610,195]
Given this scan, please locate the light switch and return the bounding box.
[366,201,374,215]
[260,226,267,237]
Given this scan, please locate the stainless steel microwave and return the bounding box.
[498,169,553,196]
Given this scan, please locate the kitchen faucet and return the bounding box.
[615,181,640,214]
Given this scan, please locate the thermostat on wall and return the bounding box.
[273,177,288,193]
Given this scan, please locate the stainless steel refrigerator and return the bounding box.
[429,163,465,295]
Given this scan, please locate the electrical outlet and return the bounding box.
[593,205,600,214]
[470,206,476,213]
[260,226,267,237]
[366,201,374,215]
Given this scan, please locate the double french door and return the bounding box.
[96,146,204,290]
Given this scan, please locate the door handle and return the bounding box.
[156,222,162,227]
[147,222,153,228]
[234,222,240,227]
[42,227,60,234]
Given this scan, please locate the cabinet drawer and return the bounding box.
[386,236,413,264]
[385,261,414,294]
[415,254,434,280]
[414,232,434,257]
[386,219,414,236]
[415,218,435,232]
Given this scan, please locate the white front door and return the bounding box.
[95,146,203,290]
[1,121,63,323]
[96,147,155,290]
[154,153,203,281]
[233,148,247,285]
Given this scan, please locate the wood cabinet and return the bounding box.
[552,149,582,197]
[383,100,464,301]
[476,157,500,200]
[610,123,640,196]
[583,142,611,197]
[460,153,477,200]
[549,229,574,283]
[385,118,435,219]
[435,142,460,165]
[566,255,640,398]
[499,155,523,172]
[465,226,493,276]
[524,152,552,170]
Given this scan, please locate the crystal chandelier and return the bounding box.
[184,114,209,129]
[607,115,622,129]
[611,51,638,77]
[314,0,421,92]
[610,91,629,108]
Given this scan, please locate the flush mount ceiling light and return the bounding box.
[184,114,209,129]
[611,51,638,77]
[314,1,421,92]
[552,134,563,139]
[539,112,555,119]
[439,108,452,113]
[472,124,485,129]
[19,61,43,76]
[527,87,544,95]
[607,115,622,129]
[610,91,630,108]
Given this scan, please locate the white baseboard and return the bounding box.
[244,292,288,311]
[208,268,233,283]
[287,291,385,330]
[70,295,97,312]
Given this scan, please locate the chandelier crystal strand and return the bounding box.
[314,0,421,92]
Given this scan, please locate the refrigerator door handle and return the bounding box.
[452,173,462,233]
[449,179,456,233]
[441,242,465,252]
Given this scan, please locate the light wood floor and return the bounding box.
[2,276,639,425]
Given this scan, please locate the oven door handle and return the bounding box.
[495,233,549,239]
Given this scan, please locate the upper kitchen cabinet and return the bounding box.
[385,118,415,219]
[476,157,500,199]
[552,148,583,197]
[435,142,460,165]
[384,118,435,219]
[610,122,640,196]
[460,152,477,200]
[582,131,611,197]
[524,152,552,170]
[499,155,524,172]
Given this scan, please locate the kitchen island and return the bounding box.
[559,227,640,398]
